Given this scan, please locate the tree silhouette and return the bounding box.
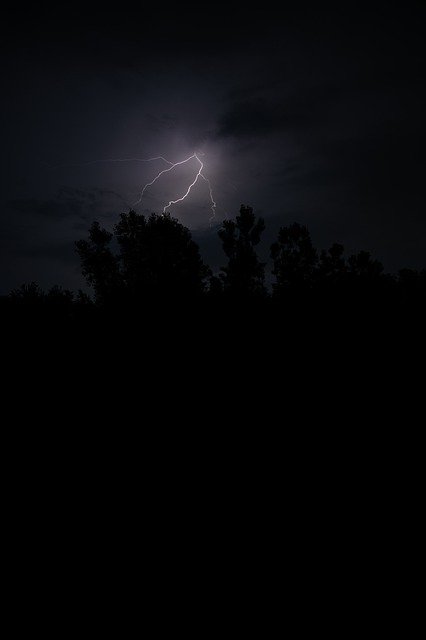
[7,282,76,322]
[347,251,384,280]
[10,282,45,302]
[46,285,74,306]
[75,221,122,305]
[76,211,209,305]
[4,202,425,324]
[318,243,347,284]
[218,205,266,297]
[270,223,318,296]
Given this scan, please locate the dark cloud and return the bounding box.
[217,83,350,139]
[217,102,290,138]
[16,239,78,263]
[9,196,84,220]
[8,188,127,220]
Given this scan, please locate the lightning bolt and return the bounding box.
[134,152,216,223]
[45,152,218,224]
[200,173,217,224]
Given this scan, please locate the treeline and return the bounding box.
[2,205,426,320]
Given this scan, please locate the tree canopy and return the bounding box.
[218,205,266,298]
[75,211,210,306]
[4,204,425,323]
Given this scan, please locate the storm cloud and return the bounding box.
[1,3,425,292]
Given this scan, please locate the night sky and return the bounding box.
[1,2,425,293]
